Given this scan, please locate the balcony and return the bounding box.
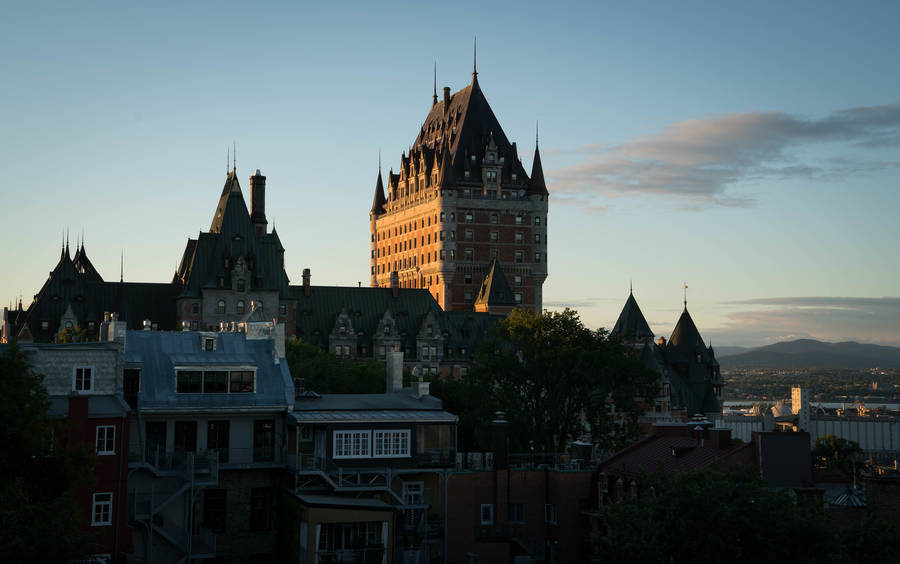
[132,446,218,483]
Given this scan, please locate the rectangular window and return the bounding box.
[544,503,558,524]
[92,493,113,526]
[509,503,525,523]
[465,229,473,240]
[449,250,455,260]
[203,370,227,393]
[480,504,494,525]
[465,248,474,261]
[535,216,542,225]
[515,232,523,243]
[205,490,227,533]
[333,430,371,458]
[373,430,411,458]
[464,273,472,284]
[490,214,498,224]
[464,292,473,304]
[124,368,141,409]
[514,275,522,286]
[490,231,498,242]
[534,252,542,263]
[204,337,215,351]
[174,421,198,453]
[280,303,287,316]
[95,425,115,455]
[535,233,541,243]
[514,293,522,304]
[250,488,272,531]
[74,367,93,393]
[207,421,229,462]
[253,420,275,462]
[230,370,254,393]
[515,251,523,263]
[175,370,202,393]
[465,212,473,223]
[440,250,446,260]
[515,216,523,225]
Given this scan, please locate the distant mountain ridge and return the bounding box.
[718,339,900,369]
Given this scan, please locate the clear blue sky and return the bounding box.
[2,0,899,346]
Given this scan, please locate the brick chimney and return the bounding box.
[250,170,267,237]
[390,271,399,298]
[302,268,311,297]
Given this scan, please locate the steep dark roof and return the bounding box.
[474,259,516,308]
[370,169,386,214]
[669,308,705,352]
[611,292,653,340]
[529,143,549,196]
[176,171,290,296]
[73,244,103,282]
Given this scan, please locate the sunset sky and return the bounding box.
[2,1,899,346]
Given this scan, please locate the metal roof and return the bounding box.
[48,395,130,418]
[291,409,457,424]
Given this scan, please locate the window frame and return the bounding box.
[333,430,372,459]
[95,425,116,455]
[73,366,94,393]
[92,492,113,526]
[372,429,411,458]
[480,503,494,526]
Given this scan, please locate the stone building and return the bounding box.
[369,64,549,313]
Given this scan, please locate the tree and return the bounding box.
[441,308,658,453]
[594,467,843,564]
[57,324,89,343]
[812,434,863,475]
[0,343,97,562]
[285,338,387,394]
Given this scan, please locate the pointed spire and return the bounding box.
[683,282,688,310]
[233,141,236,173]
[529,129,549,196]
[120,249,124,283]
[226,146,230,176]
[472,37,478,82]
[65,228,70,260]
[371,162,386,215]
[433,62,438,106]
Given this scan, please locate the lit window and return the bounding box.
[92,493,113,526]
[333,430,371,458]
[74,367,93,393]
[96,425,115,455]
[373,430,411,457]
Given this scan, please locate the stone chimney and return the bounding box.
[390,271,399,298]
[250,169,267,237]
[491,411,510,470]
[386,351,404,393]
[443,86,451,109]
[302,268,311,297]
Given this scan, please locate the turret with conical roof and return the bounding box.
[370,168,386,215]
[474,259,516,315]
[611,290,653,343]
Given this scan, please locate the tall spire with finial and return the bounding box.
[120,249,124,283]
[65,227,70,260]
[233,141,236,172]
[683,282,688,309]
[226,146,230,176]
[433,62,438,106]
[472,37,478,82]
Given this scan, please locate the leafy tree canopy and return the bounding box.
[812,434,863,475]
[596,467,842,564]
[434,308,659,453]
[285,338,386,394]
[0,343,97,562]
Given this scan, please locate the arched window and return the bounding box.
[236,300,245,314]
[217,300,226,314]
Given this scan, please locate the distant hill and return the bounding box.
[718,339,900,369]
[713,345,752,357]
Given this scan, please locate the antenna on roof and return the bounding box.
[630,279,633,295]
[379,149,382,172]
[226,146,230,175]
[120,249,124,283]
[536,121,539,146]
[233,141,236,172]
[473,37,478,80]
[433,61,438,105]
[683,282,688,309]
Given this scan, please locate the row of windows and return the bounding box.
[175,369,255,394]
[463,291,523,304]
[375,213,545,242]
[333,429,411,459]
[478,503,557,526]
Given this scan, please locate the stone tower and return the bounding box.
[369,66,549,312]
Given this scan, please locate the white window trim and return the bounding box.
[73,366,94,394]
[333,430,371,459]
[373,429,411,458]
[95,425,116,455]
[480,503,494,525]
[92,492,113,526]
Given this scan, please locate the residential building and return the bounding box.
[369,65,549,313]
[20,334,134,562]
[285,353,458,564]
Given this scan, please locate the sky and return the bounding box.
[2,0,899,347]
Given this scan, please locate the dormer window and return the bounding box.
[489,153,495,163]
[204,337,215,351]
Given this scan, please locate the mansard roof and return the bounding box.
[611,292,653,340]
[474,259,516,308]
[288,285,497,359]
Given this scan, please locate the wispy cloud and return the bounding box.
[550,103,900,207]
[707,296,900,346]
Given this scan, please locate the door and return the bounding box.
[124,368,140,409]
[208,421,230,463]
[314,429,326,466]
[145,421,166,462]
[174,421,198,454]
